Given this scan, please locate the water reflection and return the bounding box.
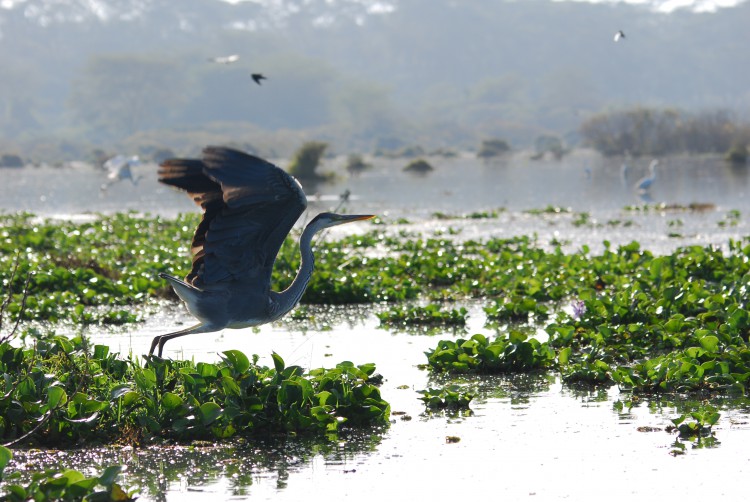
[7,433,384,501]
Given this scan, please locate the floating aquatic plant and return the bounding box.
[377,304,468,328]
[425,332,555,374]
[418,385,474,411]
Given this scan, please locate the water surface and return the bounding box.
[2,152,750,501]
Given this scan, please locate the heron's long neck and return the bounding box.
[276,224,318,317]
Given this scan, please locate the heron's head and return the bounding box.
[311,212,375,230]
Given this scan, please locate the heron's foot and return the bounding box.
[148,335,162,358]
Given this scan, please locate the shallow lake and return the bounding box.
[2,151,750,501]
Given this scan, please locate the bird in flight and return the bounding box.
[251,73,267,85]
[208,54,240,64]
[150,147,374,357]
[100,155,141,190]
[614,30,626,42]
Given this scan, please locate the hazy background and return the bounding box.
[1,0,749,161]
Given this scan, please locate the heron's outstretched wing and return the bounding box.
[158,146,307,288]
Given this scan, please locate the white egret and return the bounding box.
[101,155,142,190]
[635,159,659,192]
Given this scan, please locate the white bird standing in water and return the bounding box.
[150,146,374,357]
[101,155,142,190]
[620,162,630,185]
[635,159,659,193]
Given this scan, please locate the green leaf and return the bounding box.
[161,392,183,412]
[198,402,223,426]
[61,469,85,484]
[134,368,156,391]
[121,391,141,407]
[222,350,251,374]
[272,352,285,373]
[68,477,99,495]
[98,466,122,487]
[0,445,12,474]
[699,335,719,353]
[46,386,68,409]
[704,411,721,426]
[6,485,26,498]
[93,345,109,359]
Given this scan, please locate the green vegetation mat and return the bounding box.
[2,210,750,496]
[4,211,750,398]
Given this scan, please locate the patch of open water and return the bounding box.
[3,151,750,500]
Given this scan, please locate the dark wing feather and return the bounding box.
[158,158,224,280]
[158,147,307,290]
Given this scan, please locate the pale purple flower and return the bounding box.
[571,300,586,320]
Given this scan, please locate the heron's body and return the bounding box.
[150,146,373,357]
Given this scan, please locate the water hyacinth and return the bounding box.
[571,299,586,320]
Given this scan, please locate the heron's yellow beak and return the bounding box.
[328,213,376,227]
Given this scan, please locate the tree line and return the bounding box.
[579,108,750,161]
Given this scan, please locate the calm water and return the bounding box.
[2,150,749,218]
[2,151,750,501]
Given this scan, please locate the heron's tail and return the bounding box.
[160,273,202,304]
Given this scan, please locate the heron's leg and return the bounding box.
[148,323,207,358]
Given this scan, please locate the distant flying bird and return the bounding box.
[635,159,659,192]
[614,30,626,42]
[100,155,141,190]
[149,146,374,357]
[251,73,267,85]
[208,54,240,64]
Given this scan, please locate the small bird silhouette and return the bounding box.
[251,73,267,85]
[614,30,625,42]
[208,54,240,64]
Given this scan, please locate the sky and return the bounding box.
[2,0,746,14]
[216,0,748,13]
[552,0,747,13]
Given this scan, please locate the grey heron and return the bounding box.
[635,159,659,192]
[149,146,374,357]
